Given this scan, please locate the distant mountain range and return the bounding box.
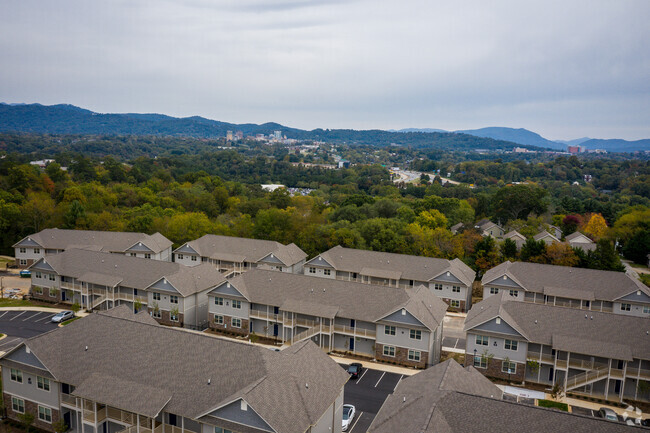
[1,103,648,153]
[393,127,649,152]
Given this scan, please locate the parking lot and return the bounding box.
[0,310,60,353]
[340,364,403,432]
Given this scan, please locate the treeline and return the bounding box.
[1,149,648,279]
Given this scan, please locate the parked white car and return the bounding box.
[51,310,74,323]
[342,404,355,431]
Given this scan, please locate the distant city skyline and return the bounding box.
[1,1,649,141]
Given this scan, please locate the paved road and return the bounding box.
[0,310,59,353]
[442,314,466,352]
[341,364,403,432]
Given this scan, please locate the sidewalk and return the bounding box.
[328,354,419,376]
[0,306,89,317]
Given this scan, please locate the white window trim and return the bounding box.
[502,361,517,374]
[232,300,242,309]
[385,325,395,336]
[408,349,421,362]
[38,405,53,423]
[215,315,224,325]
[620,303,631,311]
[450,300,460,308]
[504,339,518,351]
[474,355,487,369]
[12,397,25,414]
[410,329,422,340]
[383,345,396,357]
[37,376,51,392]
[10,368,23,383]
[475,335,488,346]
[232,318,242,328]
[215,297,224,305]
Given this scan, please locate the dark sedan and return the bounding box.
[347,362,363,379]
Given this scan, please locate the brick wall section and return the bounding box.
[209,313,249,336]
[15,259,36,268]
[375,343,428,368]
[148,308,183,327]
[3,392,59,432]
[30,286,62,303]
[464,354,526,382]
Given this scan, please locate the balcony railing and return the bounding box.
[106,406,135,424]
[60,393,76,407]
[626,367,650,379]
[333,324,376,338]
[556,359,568,369]
[154,424,184,433]
[250,310,281,322]
[83,409,95,423]
[610,368,624,379]
[566,366,610,390]
[527,351,554,364]
[567,358,607,370]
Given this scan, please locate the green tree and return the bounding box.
[64,200,86,229]
[520,238,546,262]
[587,239,625,272]
[622,229,650,264]
[500,238,518,260]
[415,209,448,229]
[493,185,548,223]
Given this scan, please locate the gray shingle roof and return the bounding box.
[33,249,225,297]
[533,230,559,242]
[465,294,650,360]
[370,359,643,433]
[13,228,172,254]
[219,269,448,330]
[369,359,502,432]
[309,246,475,287]
[482,261,649,301]
[503,230,525,240]
[565,231,592,242]
[176,235,307,267]
[13,310,347,433]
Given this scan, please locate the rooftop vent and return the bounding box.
[401,308,406,316]
[590,316,593,320]
[323,288,326,292]
[585,314,588,319]
[496,318,501,324]
[208,379,211,385]
[403,397,406,403]
[305,383,309,389]
[534,320,538,324]
[85,346,88,351]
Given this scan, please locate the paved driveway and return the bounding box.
[341,364,404,432]
[0,310,59,353]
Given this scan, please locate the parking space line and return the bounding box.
[348,411,363,432]
[356,369,368,384]
[23,312,41,321]
[0,311,8,319]
[393,375,403,392]
[374,372,386,388]
[453,338,459,349]
[35,314,55,323]
[9,311,25,321]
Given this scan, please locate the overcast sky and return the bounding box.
[1,0,649,140]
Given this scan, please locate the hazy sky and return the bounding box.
[1,0,649,139]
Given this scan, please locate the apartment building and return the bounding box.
[369,358,638,432]
[173,235,307,275]
[28,249,225,328]
[13,229,173,267]
[464,293,650,403]
[566,231,597,252]
[304,246,475,312]
[533,230,560,245]
[0,307,348,433]
[475,219,504,238]
[482,261,650,317]
[207,269,448,368]
[503,230,526,249]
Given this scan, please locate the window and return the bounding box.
[383,346,395,357]
[170,311,178,322]
[450,300,460,308]
[309,267,316,274]
[232,318,242,328]
[474,355,487,369]
[232,300,242,309]
[621,303,631,311]
[152,310,161,319]
[384,325,396,336]
[408,350,421,362]
[505,339,518,351]
[170,295,179,304]
[153,292,161,301]
[34,248,40,254]
[490,287,499,295]
[215,428,234,433]
[12,397,24,413]
[324,269,331,276]
[49,274,56,281]
[214,315,224,325]
[20,259,27,266]
[410,329,422,340]
[191,255,197,262]
[502,361,517,374]
[214,297,223,306]
[475,335,488,346]
[177,254,184,260]
[145,253,151,259]
[130,253,137,257]
[434,283,442,290]
[452,286,461,293]
[35,271,42,279]
[37,376,50,391]
[509,290,518,297]
[19,248,26,254]
[644,306,650,314]
[10,368,22,383]
[38,406,52,423]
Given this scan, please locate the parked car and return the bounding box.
[597,407,618,422]
[641,419,650,427]
[51,311,75,323]
[342,404,355,431]
[19,270,31,278]
[347,362,363,379]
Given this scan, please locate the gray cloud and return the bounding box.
[1,0,648,139]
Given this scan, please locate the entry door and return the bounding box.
[350,319,355,328]
[349,337,355,351]
[61,291,66,302]
[63,412,71,432]
[549,367,554,382]
[273,323,279,336]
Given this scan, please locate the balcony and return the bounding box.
[567,358,606,371]
[610,368,624,379]
[626,367,650,379]
[527,351,555,364]
[60,393,76,407]
[250,310,281,322]
[333,324,376,338]
[556,359,568,369]
[106,406,135,424]
[60,282,79,291]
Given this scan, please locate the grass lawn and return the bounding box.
[62,317,81,326]
[0,298,58,308]
[538,399,568,411]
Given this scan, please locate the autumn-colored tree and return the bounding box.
[583,213,608,240]
[415,209,448,229]
[544,243,579,267]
